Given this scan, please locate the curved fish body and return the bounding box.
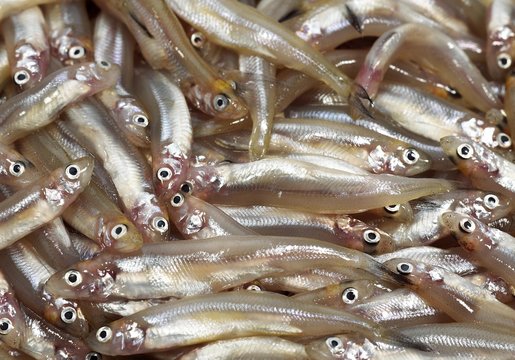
[2,6,50,89]
[384,258,515,328]
[0,0,59,22]
[165,0,354,102]
[355,24,501,112]
[86,291,422,355]
[44,0,93,65]
[59,99,169,243]
[178,336,309,360]
[486,0,515,81]
[0,61,120,144]
[134,68,192,198]
[44,235,402,301]
[440,135,515,200]
[186,158,454,214]
[441,211,515,287]
[0,158,92,250]
[219,205,395,254]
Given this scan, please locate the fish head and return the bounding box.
[43,296,90,338]
[334,217,395,255]
[104,216,144,253]
[167,192,211,237]
[453,191,512,222]
[0,276,24,348]
[305,333,376,360]
[153,153,190,198]
[440,135,497,177]
[440,211,491,252]
[87,319,147,356]
[72,61,120,91]
[385,147,432,176]
[0,144,39,188]
[382,258,431,289]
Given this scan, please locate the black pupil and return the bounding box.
[160,170,169,178]
[17,73,26,81]
[181,183,190,193]
[0,322,8,331]
[346,291,356,300]
[157,220,165,228]
[137,117,145,123]
[447,87,461,99]
[501,135,509,143]
[89,355,98,360]
[407,151,416,161]
[400,264,410,272]
[13,164,21,173]
[68,273,77,283]
[100,330,107,338]
[68,166,78,176]
[101,61,108,66]
[194,36,201,43]
[500,57,509,66]
[330,339,339,348]
[115,226,123,235]
[74,48,82,55]
[173,196,181,204]
[464,221,472,229]
[461,146,470,155]
[64,311,73,320]
[367,232,377,240]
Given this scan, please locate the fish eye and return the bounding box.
[9,161,25,177]
[65,164,81,180]
[0,318,13,335]
[111,224,128,239]
[325,336,343,350]
[60,307,77,324]
[180,181,193,194]
[459,218,476,233]
[86,352,102,360]
[69,46,86,59]
[157,167,173,181]
[152,217,169,233]
[213,94,230,111]
[170,193,184,207]
[98,60,111,69]
[483,194,500,209]
[190,32,205,48]
[363,229,380,244]
[13,70,30,85]
[456,143,473,159]
[342,287,358,304]
[402,148,419,164]
[64,270,82,287]
[132,114,149,127]
[245,284,262,292]
[497,133,512,148]
[497,53,512,69]
[396,262,413,275]
[384,204,400,213]
[96,326,112,343]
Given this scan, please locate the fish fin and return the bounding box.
[344,4,362,33]
[349,84,373,119]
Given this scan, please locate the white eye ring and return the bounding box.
[213,94,230,111]
[497,133,512,148]
[342,287,358,304]
[170,193,184,208]
[325,337,343,350]
[64,270,82,287]
[497,53,512,69]
[60,307,77,324]
[13,70,30,85]
[190,32,205,48]
[98,60,112,70]
[86,352,102,360]
[459,218,476,233]
[152,217,168,233]
[69,46,86,59]
[110,224,128,239]
[245,284,262,292]
[65,164,81,180]
[397,262,413,275]
[402,148,419,165]
[483,194,500,210]
[9,161,25,177]
[96,326,113,343]
[157,167,173,182]
[384,204,400,213]
[0,318,13,335]
[132,114,149,127]
[456,143,473,159]
[363,229,380,244]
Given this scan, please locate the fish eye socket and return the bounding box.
[64,270,82,287]
[86,352,102,360]
[0,318,13,335]
[65,164,81,180]
[384,204,400,213]
[456,143,473,159]
[363,229,380,244]
[13,70,30,85]
[98,60,111,69]
[9,161,25,177]
[152,217,169,233]
[342,287,358,304]
[180,181,193,194]
[245,284,262,292]
[60,307,77,324]
[190,32,205,48]
[459,218,476,233]
[497,53,512,69]
[483,194,500,209]
[96,326,113,343]
[157,167,173,181]
[213,94,230,111]
[132,114,149,127]
[402,148,419,164]
[111,224,128,239]
[497,133,512,148]
[170,193,184,207]
[396,262,413,275]
[69,46,86,59]
[325,337,343,350]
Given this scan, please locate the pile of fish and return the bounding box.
[0,0,514,359]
